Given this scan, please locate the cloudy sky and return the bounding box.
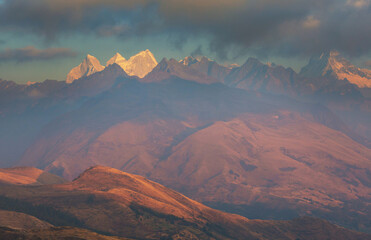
[0,0,370,83]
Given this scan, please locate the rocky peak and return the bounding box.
[106,52,126,67]
[66,54,105,83]
[180,56,199,66]
[106,50,158,78]
[300,51,371,88]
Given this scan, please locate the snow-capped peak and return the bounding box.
[118,50,158,78]
[106,52,126,69]
[300,51,371,88]
[133,49,158,67]
[66,54,105,83]
[84,54,103,67]
[66,50,158,83]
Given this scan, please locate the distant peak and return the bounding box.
[154,58,173,71]
[86,54,95,59]
[152,58,187,74]
[66,54,105,83]
[106,52,126,67]
[180,56,214,66]
[168,58,179,64]
[168,58,181,67]
[301,50,371,87]
[243,57,263,67]
[136,49,153,56]
[84,54,102,65]
[130,49,158,65]
[309,50,345,66]
[86,54,102,64]
[113,52,125,59]
[105,50,158,78]
[159,57,169,64]
[315,51,342,63]
[180,56,199,66]
[198,56,213,63]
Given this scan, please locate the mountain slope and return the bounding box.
[0,69,130,168]
[66,54,105,83]
[0,166,261,239]
[18,78,371,232]
[0,210,52,230]
[0,166,368,240]
[19,78,275,178]
[0,167,66,185]
[0,226,129,240]
[176,54,371,146]
[151,113,371,205]
[64,63,128,98]
[0,79,74,167]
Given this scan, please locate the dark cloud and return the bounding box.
[0,0,370,59]
[0,0,157,40]
[0,46,77,62]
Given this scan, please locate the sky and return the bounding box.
[0,0,370,83]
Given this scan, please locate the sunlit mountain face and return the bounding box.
[0,1,370,239]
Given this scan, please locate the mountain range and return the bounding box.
[66,50,158,83]
[0,49,370,236]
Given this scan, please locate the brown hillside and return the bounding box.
[0,167,66,185]
[0,166,368,240]
[0,210,52,230]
